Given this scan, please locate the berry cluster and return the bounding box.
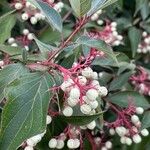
[12,0,64,25]
[89,22,123,46]
[130,67,150,96]
[137,31,150,54]
[107,105,149,146]
[49,126,81,149]
[7,29,34,50]
[24,115,52,150]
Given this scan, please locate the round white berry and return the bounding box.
[74,139,80,148]
[111,22,117,27]
[63,106,73,117]
[27,33,34,40]
[136,107,144,114]
[46,115,52,124]
[81,67,93,78]
[141,129,149,136]
[120,136,126,144]
[70,87,80,99]
[0,61,4,66]
[11,43,18,47]
[98,86,108,97]
[91,13,99,21]
[57,2,64,8]
[131,115,139,124]
[26,2,31,8]
[86,89,99,100]
[30,17,37,25]
[35,13,42,20]
[117,35,123,40]
[80,104,91,114]
[23,29,29,35]
[24,146,34,150]
[26,139,36,147]
[8,37,15,44]
[132,134,142,143]
[97,20,104,25]
[109,128,115,135]
[89,101,98,109]
[142,32,147,37]
[67,139,75,149]
[112,31,118,36]
[22,13,29,21]
[78,76,87,86]
[56,140,64,149]
[91,72,98,79]
[101,146,107,150]
[96,9,102,15]
[115,126,126,137]
[105,141,112,149]
[67,97,78,107]
[15,3,23,10]
[48,138,57,148]
[125,137,132,145]
[113,40,120,46]
[87,121,96,130]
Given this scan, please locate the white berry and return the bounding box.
[67,139,75,149]
[86,89,99,100]
[15,3,23,10]
[131,115,139,124]
[105,141,112,149]
[23,29,29,35]
[63,106,73,117]
[87,121,96,130]
[24,146,34,150]
[46,115,52,124]
[8,37,15,44]
[48,138,57,148]
[80,104,91,114]
[22,13,29,21]
[56,140,64,149]
[70,87,80,99]
[141,129,149,136]
[27,33,34,40]
[136,107,144,114]
[132,134,142,143]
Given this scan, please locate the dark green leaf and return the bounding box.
[0,10,16,44]
[108,91,150,109]
[0,63,29,102]
[0,72,54,150]
[141,111,150,129]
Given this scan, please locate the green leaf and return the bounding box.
[0,44,22,56]
[109,71,133,91]
[0,10,16,44]
[34,36,55,53]
[58,112,103,126]
[108,91,150,109]
[128,27,141,58]
[69,0,92,17]
[141,111,150,129]
[28,0,62,32]
[76,36,118,63]
[0,63,29,102]
[0,72,54,150]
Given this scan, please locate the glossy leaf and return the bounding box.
[69,0,92,17]
[0,72,54,150]
[141,111,150,129]
[0,10,16,44]
[0,63,29,102]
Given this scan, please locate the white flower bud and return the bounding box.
[120,136,126,144]
[67,97,78,107]
[48,138,57,148]
[8,37,15,44]
[125,137,132,145]
[97,20,104,25]
[30,17,38,25]
[109,128,115,135]
[70,88,80,99]
[11,43,18,47]
[27,33,34,40]
[81,67,93,78]
[142,32,147,37]
[26,139,36,147]
[56,140,64,149]
[136,107,144,114]
[113,40,120,46]
[87,121,96,130]
[23,29,29,35]
[131,115,139,124]
[57,2,64,8]
[63,106,73,117]
[98,86,108,96]
[141,129,149,136]
[80,104,91,114]
[117,35,123,40]
[24,146,34,150]
[116,126,126,137]
[86,89,99,100]
[78,76,87,86]
[91,13,99,21]
[96,9,102,15]
[91,72,98,79]
[74,139,80,148]
[46,115,52,124]
[105,141,112,149]
[22,13,29,21]
[132,134,142,143]
[15,3,23,10]
[111,27,116,31]
[144,38,150,44]
[67,139,75,149]
[111,22,117,27]
[112,31,118,36]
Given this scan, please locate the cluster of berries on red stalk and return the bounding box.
[130,67,150,96]
[137,31,150,54]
